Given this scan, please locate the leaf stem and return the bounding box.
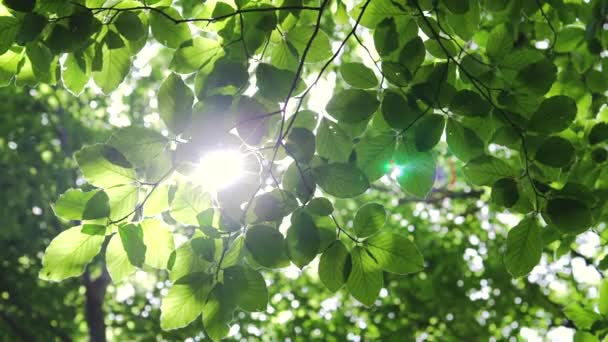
[331,214,358,243]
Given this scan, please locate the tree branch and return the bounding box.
[412,1,543,213]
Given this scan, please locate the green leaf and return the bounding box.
[313,163,370,198]
[340,62,378,89]
[105,233,135,282]
[285,25,332,63]
[245,225,290,268]
[355,132,396,182]
[326,89,379,123]
[52,189,110,221]
[393,143,436,198]
[242,4,277,31]
[445,118,484,162]
[534,136,574,168]
[282,162,315,203]
[450,89,490,117]
[318,240,351,292]
[353,203,385,238]
[198,59,248,96]
[39,225,106,281]
[564,303,601,330]
[486,24,512,61]
[141,219,174,269]
[169,240,211,282]
[305,197,333,216]
[118,223,146,268]
[592,148,607,164]
[504,217,542,277]
[113,11,145,41]
[223,265,268,312]
[75,144,136,188]
[528,96,577,134]
[574,331,600,342]
[286,211,320,268]
[425,39,458,59]
[399,37,425,74]
[191,237,216,262]
[26,41,54,83]
[92,33,131,94]
[544,197,592,234]
[463,155,516,186]
[286,110,318,131]
[516,58,557,95]
[350,0,402,28]
[284,127,315,163]
[202,284,236,341]
[233,95,270,145]
[346,246,382,306]
[158,73,193,134]
[15,13,47,45]
[170,37,223,74]
[3,0,35,12]
[0,16,19,54]
[585,70,607,93]
[491,178,519,208]
[105,184,139,222]
[373,18,398,56]
[46,10,99,53]
[255,63,304,102]
[445,0,478,39]
[413,114,445,151]
[555,26,585,53]
[252,193,284,222]
[364,231,424,274]
[0,49,23,86]
[252,190,297,222]
[143,185,169,217]
[589,122,608,145]
[599,279,608,316]
[150,7,191,48]
[160,273,213,330]
[62,51,90,95]
[442,0,469,14]
[221,235,244,268]
[381,61,410,87]
[381,90,421,129]
[316,119,352,163]
[44,25,72,53]
[170,184,212,226]
[108,126,169,169]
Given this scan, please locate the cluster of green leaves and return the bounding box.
[2,0,608,339]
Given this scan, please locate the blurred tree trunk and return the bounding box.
[83,268,110,342]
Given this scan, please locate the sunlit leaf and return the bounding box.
[318,240,351,292]
[160,273,213,330]
[346,246,382,306]
[39,225,106,281]
[364,231,424,274]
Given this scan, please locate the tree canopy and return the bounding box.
[2,0,608,340]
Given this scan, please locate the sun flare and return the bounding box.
[193,149,244,191]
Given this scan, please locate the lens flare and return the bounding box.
[385,160,405,180]
[193,150,244,191]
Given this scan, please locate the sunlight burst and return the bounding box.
[193,149,244,191]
